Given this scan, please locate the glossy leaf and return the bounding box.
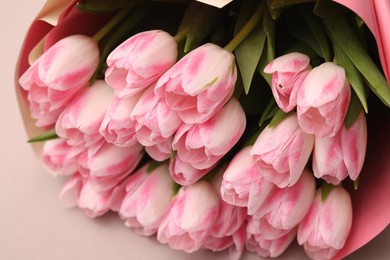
[333,38,368,113]
[324,15,390,108]
[298,5,331,61]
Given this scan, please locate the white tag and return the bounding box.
[195,0,233,8]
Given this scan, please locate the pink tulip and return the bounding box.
[77,179,113,218]
[59,173,84,208]
[246,216,290,240]
[157,181,220,253]
[221,146,274,215]
[99,92,143,147]
[251,113,314,188]
[55,80,115,146]
[78,141,144,191]
[246,218,297,258]
[105,30,178,97]
[59,173,113,218]
[144,136,172,162]
[119,163,175,236]
[110,163,151,212]
[252,169,316,230]
[264,52,311,112]
[130,85,182,146]
[313,111,367,185]
[154,43,237,124]
[19,34,99,128]
[203,223,246,260]
[169,156,213,186]
[210,169,247,238]
[41,138,86,176]
[172,98,246,170]
[297,62,351,138]
[297,186,353,260]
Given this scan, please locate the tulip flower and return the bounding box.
[220,146,274,215]
[105,30,178,97]
[99,92,143,147]
[59,173,113,218]
[203,223,246,260]
[119,163,175,236]
[154,43,237,124]
[157,181,220,253]
[297,62,351,138]
[77,179,113,218]
[251,113,314,188]
[41,138,86,176]
[144,136,172,162]
[210,169,247,238]
[109,163,151,212]
[78,141,144,191]
[246,216,290,240]
[297,185,353,259]
[264,52,311,112]
[169,157,213,186]
[252,169,316,230]
[59,173,84,208]
[55,80,115,147]
[313,111,367,185]
[19,34,99,128]
[172,98,246,170]
[131,85,182,146]
[246,217,297,258]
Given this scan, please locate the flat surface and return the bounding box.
[0,0,389,259]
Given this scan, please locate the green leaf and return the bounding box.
[324,15,390,108]
[313,0,350,18]
[263,5,275,62]
[321,182,333,202]
[176,1,219,52]
[259,98,278,126]
[257,42,272,86]
[27,129,59,143]
[298,5,331,61]
[333,39,368,113]
[268,109,288,127]
[77,0,141,12]
[233,1,267,94]
[235,22,266,94]
[287,8,328,60]
[344,90,364,128]
[147,160,164,173]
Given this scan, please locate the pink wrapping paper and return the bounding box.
[15,0,390,259]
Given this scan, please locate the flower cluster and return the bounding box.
[18,0,390,259]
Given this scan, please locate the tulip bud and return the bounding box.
[155,43,237,124]
[157,181,220,253]
[297,185,353,259]
[264,52,311,112]
[105,30,178,97]
[313,111,367,184]
[19,35,99,128]
[297,62,351,138]
[251,113,314,188]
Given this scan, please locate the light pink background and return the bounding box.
[0,0,389,259]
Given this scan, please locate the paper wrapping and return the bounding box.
[14,0,389,259]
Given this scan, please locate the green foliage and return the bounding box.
[27,130,59,143]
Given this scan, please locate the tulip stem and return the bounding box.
[92,7,134,43]
[173,28,188,44]
[224,1,265,52]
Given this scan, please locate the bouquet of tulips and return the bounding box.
[16,0,390,259]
